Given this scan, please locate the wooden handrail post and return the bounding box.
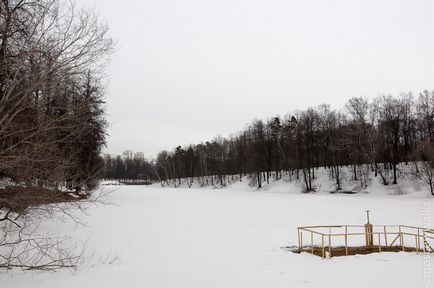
[384,226,388,247]
[328,234,332,258]
[322,235,325,259]
[311,232,314,255]
[345,226,348,256]
[423,230,427,253]
[399,226,402,248]
[399,226,405,251]
[378,233,381,252]
[297,228,301,252]
[365,223,373,246]
[402,234,405,252]
[300,231,303,253]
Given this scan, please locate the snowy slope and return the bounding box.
[156,163,432,198]
[1,185,432,288]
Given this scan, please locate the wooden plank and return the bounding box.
[298,225,343,229]
[389,234,400,247]
[299,228,325,236]
[401,225,423,230]
[401,232,422,237]
[329,233,366,236]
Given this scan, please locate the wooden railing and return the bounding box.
[297,225,434,258]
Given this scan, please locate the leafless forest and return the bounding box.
[0,0,113,270]
[104,92,434,194]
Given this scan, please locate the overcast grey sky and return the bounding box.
[77,0,434,158]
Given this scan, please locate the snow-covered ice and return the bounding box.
[1,182,433,288]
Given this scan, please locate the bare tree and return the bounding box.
[417,90,434,144]
[0,0,113,190]
[0,0,113,270]
[413,142,434,196]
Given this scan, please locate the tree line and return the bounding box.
[103,156,156,182]
[0,0,113,193]
[105,92,434,194]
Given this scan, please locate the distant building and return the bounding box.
[134,152,145,160]
[122,150,133,160]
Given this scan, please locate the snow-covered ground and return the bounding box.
[155,164,432,196]
[1,183,433,288]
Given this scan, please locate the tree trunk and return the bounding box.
[336,166,341,191]
[303,168,310,192]
[353,164,357,181]
[257,172,262,188]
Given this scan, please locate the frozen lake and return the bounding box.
[1,185,432,287]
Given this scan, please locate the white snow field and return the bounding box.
[1,182,433,288]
